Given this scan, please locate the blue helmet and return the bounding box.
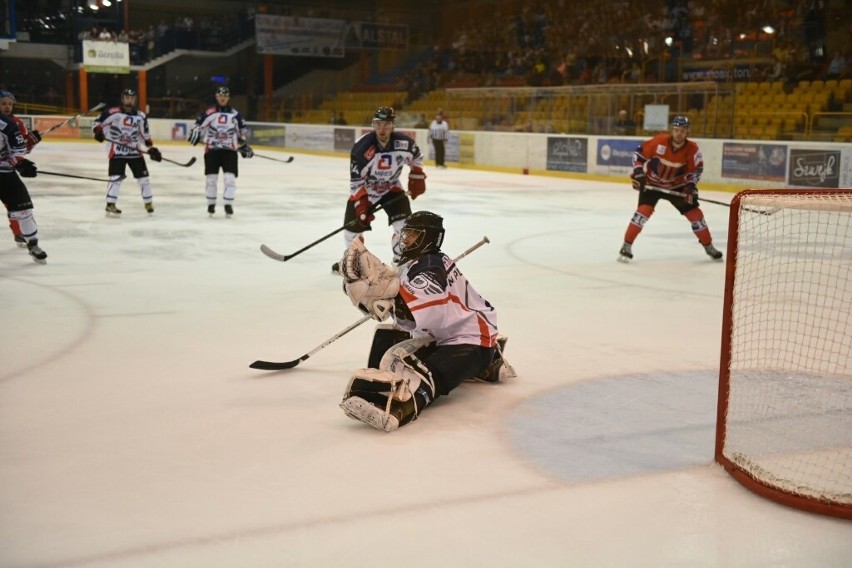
[672,115,690,128]
[0,89,16,102]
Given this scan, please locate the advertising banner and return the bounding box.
[333,128,355,152]
[788,149,841,188]
[82,40,130,74]
[546,137,587,172]
[255,14,346,57]
[248,125,287,147]
[597,139,637,169]
[721,142,787,182]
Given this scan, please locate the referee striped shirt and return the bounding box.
[429,119,449,141]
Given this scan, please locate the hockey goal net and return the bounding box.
[716,189,852,519]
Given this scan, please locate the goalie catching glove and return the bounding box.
[408,166,426,199]
[341,238,400,322]
[630,167,646,191]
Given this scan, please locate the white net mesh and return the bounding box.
[723,191,852,506]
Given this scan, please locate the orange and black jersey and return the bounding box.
[634,133,703,191]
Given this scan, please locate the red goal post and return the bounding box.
[716,188,852,519]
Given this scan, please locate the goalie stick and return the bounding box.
[106,139,197,168]
[249,236,491,370]
[647,186,777,215]
[260,192,410,262]
[40,103,106,136]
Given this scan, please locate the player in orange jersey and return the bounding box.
[617,115,723,262]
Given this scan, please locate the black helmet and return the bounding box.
[121,88,137,98]
[399,211,445,261]
[373,107,396,122]
[671,115,690,128]
[216,86,231,97]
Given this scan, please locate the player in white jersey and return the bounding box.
[338,211,510,432]
[92,89,162,216]
[188,86,253,217]
[331,106,427,274]
[0,90,46,263]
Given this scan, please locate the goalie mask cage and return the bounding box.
[716,188,852,519]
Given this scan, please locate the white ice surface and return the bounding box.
[1,141,850,568]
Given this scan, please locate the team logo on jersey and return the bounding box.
[394,140,409,150]
[655,144,667,155]
[377,154,392,170]
[217,115,228,124]
[407,272,443,295]
[123,116,134,127]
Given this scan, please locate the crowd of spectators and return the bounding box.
[395,0,845,96]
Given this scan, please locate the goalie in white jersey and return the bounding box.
[339,211,511,432]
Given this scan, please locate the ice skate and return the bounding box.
[144,202,154,214]
[617,242,633,263]
[207,204,215,217]
[27,239,47,264]
[105,203,122,217]
[224,204,233,218]
[704,243,723,260]
[331,262,340,275]
[14,234,26,247]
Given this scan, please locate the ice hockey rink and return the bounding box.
[1,140,849,568]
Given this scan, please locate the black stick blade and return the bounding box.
[249,356,306,370]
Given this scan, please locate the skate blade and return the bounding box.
[617,255,631,263]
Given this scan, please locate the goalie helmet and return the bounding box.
[399,211,445,261]
[373,107,396,123]
[671,115,690,128]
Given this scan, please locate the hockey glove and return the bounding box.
[148,147,163,162]
[630,167,646,191]
[408,166,427,199]
[30,130,42,143]
[342,238,400,321]
[93,127,105,143]
[239,144,254,159]
[353,194,374,228]
[683,183,698,205]
[15,158,37,178]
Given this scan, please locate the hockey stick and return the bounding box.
[106,139,197,168]
[251,152,295,164]
[40,103,107,136]
[38,170,126,183]
[646,186,776,215]
[260,192,411,262]
[249,235,491,370]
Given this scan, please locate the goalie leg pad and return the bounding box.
[341,368,418,431]
[368,324,412,368]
